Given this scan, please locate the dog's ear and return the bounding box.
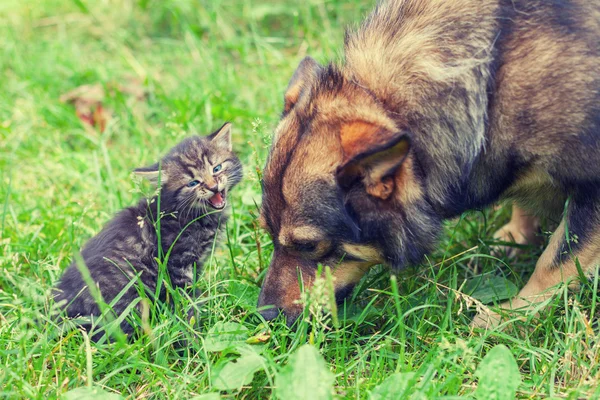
[208,122,232,151]
[134,162,168,185]
[284,57,321,112]
[336,121,410,200]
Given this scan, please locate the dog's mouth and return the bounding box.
[207,190,227,210]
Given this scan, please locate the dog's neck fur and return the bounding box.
[343,0,500,212]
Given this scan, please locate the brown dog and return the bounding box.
[258,0,600,327]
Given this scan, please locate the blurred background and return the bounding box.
[0,0,372,281]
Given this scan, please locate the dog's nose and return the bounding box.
[259,306,301,326]
[259,307,281,321]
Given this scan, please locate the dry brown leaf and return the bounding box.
[60,83,109,133]
[61,79,148,133]
[115,77,147,101]
[245,330,271,344]
[59,83,105,104]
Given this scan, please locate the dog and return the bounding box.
[257,0,600,327]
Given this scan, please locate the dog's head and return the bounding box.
[258,57,438,325]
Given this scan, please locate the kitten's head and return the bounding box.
[134,123,243,215]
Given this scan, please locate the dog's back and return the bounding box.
[491,0,600,198]
[344,0,600,212]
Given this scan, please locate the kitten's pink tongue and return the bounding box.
[209,192,225,208]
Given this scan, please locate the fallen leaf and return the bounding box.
[246,330,270,344]
[61,79,148,134]
[59,83,105,104]
[60,83,109,133]
[115,77,147,101]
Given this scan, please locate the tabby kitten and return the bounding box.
[53,122,242,336]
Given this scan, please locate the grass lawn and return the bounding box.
[1,0,600,398]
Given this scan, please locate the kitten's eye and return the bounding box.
[213,164,222,173]
[187,180,200,187]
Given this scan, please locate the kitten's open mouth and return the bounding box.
[207,190,227,210]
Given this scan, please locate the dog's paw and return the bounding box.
[492,222,540,258]
[470,310,503,330]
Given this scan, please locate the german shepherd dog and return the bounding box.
[258,0,600,327]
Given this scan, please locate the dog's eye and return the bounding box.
[187,180,200,187]
[284,239,332,259]
[293,241,317,253]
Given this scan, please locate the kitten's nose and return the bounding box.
[207,184,218,193]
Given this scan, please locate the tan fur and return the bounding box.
[345,0,497,105]
[341,243,384,264]
[493,204,541,258]
[332,261,373,287]
[259,0,600,327]
[393,156,423,205]
[279,225,325,246]
[340,121,381,162]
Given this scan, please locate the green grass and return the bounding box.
[1,0,600,398]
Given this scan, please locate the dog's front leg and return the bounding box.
[492,203,541,257]
[473,195,600,329]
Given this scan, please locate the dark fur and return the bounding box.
[258,0,600,325]
[54,124,242,336]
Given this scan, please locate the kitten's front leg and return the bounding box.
[165,250,204,320]
[167,253,200,288]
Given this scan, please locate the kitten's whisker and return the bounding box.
[183,198,196,221]
[186,201,194,221]
[179,193,196,220]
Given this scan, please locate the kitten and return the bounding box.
[53,122,242,337]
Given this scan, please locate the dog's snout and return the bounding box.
[259,306,301,327]
[258,306,281,321]
[257,249,315,327]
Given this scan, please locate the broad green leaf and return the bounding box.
[475,345,521,400]
[465,274,518,304]
[369,372,416,400]
[191,395,221,400]
[275,344,334,400]
[62,387,124,400]
[211,350,264,391]
[204,322,249,352]
[229,281,260,312]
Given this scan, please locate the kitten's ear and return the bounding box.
[133,162,168,184]
[208,122,232,151]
